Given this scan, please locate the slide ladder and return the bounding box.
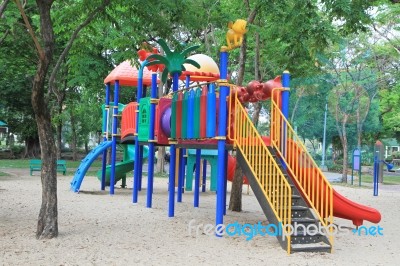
[228,92,332,253]
[270,89,334,251]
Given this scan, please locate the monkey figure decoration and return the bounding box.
[222,19,248,51]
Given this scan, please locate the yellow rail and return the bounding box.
[270,89,334,248]
[228,91,292,254]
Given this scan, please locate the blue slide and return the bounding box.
[70,141,113,192]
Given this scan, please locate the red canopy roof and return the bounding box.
[104,60,159,86]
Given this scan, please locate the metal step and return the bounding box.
[291,242,331,253]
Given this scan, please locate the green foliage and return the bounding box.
[2,0,399,159]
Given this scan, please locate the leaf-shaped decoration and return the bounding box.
[181,44,200,56]
[146,60,162,67]
[156,39,173,56]
[181,65,186,71]
[184,58,200,69]
[161,68,169,84]
[147,54,169,65]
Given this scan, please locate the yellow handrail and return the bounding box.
[270,89,334,248]
[228,90,292,254]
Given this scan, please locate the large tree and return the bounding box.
[13,0,110,238]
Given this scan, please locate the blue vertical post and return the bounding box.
[202,159,207,192]
[101,83,110,190]
[138,146,143,191]
[146,73,157,208]
[216,51,229,235]
[133,60,147,203]
[373,155,379,196]
[194,149,201,207]
[168,72,179,217]
[177,148,184,202]
[206,84,216,138]
[281,71,290,119]
[223,150,228,215]
[138,86,148,191]
[110,80,120,195]
[281,71,290,161]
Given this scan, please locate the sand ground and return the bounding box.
[0,167,398,266]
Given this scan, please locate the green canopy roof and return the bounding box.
[0,121,7,126]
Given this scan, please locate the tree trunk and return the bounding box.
[228,161,243,212]
[156,147,165,173]
[251,30,262,128]
[252,102,262,128]
[0,0,10,18]
[341,119,348,183]
[56,105,63,159]
[229,6,258,212]
[229,36,246,211]
[24,136,40,158]
[70,109,78,161]
[33,0,58,240]
[7,132,14,157]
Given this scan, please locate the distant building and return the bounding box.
[384,138,400,158]
[0,121,8,134]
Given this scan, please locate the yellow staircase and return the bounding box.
[228,89,333,253]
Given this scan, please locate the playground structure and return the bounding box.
[70,20,381,254]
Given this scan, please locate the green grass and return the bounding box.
[0,159,102,169]
[0,159,102,177]
[0,171,10,177]
[359,174,400,185]
[0,159,30,168]
[153,171,169,178]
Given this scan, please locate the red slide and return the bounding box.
[332,189,381,226]
[279,137,381,226]
[287,163,381,226]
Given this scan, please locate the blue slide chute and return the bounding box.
[70,141,113,192]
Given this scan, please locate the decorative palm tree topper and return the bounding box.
[146,39,201,83]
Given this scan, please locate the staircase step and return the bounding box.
[291,242,331,253]
[291,217,317,224]
[291,234,329,246]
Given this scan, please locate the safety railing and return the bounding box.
[229,91,292,254]
[270,89,333,247]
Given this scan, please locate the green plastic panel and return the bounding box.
[138,97,151,141]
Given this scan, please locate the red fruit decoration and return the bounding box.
[246,80,262,95]
[137,47,165,72]
[236,78,283,104]
[248,95,258,102]
[261,76,282,99]
[242,92,250,102]
[236,86,247,103]
[254,90,268,101]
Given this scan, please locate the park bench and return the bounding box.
[29,159,67,176]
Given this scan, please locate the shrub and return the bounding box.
[392,151,400,159]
